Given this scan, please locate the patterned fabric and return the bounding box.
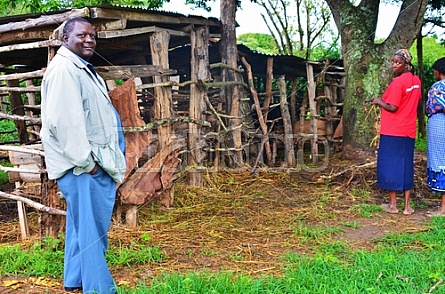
[427,168,445,192]
[426,79,445,115]
[395,49,412,64]
[427,113,445,191]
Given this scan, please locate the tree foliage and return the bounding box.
[0,0,165,15]
[325,0,428,151]
[255,0,338,59]
[411,35,445,95]
[237,33,279,54]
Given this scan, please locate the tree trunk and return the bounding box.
[326,0,428,152]
[220,0,243,167]
[416,32,426,138]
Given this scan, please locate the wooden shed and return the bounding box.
[0,5,345,238]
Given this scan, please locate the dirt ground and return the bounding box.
[0,151,438,293]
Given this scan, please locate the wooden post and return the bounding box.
[278,75,295,166]
[290,78,299,126]
[241,56,273,165]
[40,177,65,238]
[188,26,210,186]
[25,79,39,140]
[125,206,137,227]
[263,57,273,121]
[16,182,29,240]
[7,80,28,144]
[150,31,174,207]
[323,86,333,137]
[306,63,318,162]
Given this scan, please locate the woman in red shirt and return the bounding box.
[372,49,421,215]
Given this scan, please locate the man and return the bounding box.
[40,17,126,293]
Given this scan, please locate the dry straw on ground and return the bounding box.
[0,152,436,291]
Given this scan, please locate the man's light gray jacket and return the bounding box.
[40,46,126,183]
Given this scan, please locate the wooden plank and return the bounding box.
[8,144,43,166]
[96,65,176,80]
[0,86,40,93]
[17,199,29,240]
[0,8,89,34]
[90,7,220,27]
[9,150,42,166]
[98,19,127,30]
[0,189,66,215]
[0,70,45,81]
[0,39,62,53]
[0,29,54,44]
[0,165,43,174]
[0,145,44,156]
[0,113,41,124]
[97,25,188,39]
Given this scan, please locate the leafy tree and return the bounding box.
[0,0,165,15]
[237,33,279,54]
[256,0,338,59]
[325,0,428,152]
[411,35,445,97]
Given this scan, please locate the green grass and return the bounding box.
[0,119,18,143]
[116,239,445,294]
[0,233,165,278]
[416,132,427,152]
[115,217,445,293]
[0,236,64,278]
[2,219,445,293]
[0,160,11,185]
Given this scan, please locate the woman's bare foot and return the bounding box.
[380,203,399,214]
[403,207,414,215]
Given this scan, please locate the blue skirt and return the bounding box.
[377,135,415,191]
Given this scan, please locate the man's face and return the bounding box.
[63,21,96,61]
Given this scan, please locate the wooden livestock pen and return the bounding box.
[0,6,345,239]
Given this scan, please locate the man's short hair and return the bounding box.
[63,17,91,35]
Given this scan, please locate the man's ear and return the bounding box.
[62,34,68,42]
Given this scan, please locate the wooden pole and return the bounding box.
[241,56,272,164]
[150,31,174,207]
[278,75,295,166]
[25,79,39,140]
[306,63,319,162]
[7,80,28,144]
[188,26,210,186]
[290,78,299,126]
[16,182,29,240]
[263,57,273,121]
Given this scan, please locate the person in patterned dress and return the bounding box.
[426,57,445,216]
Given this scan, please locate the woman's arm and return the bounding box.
[372,97,398,112]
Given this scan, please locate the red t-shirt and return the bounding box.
[380,72,421,139]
